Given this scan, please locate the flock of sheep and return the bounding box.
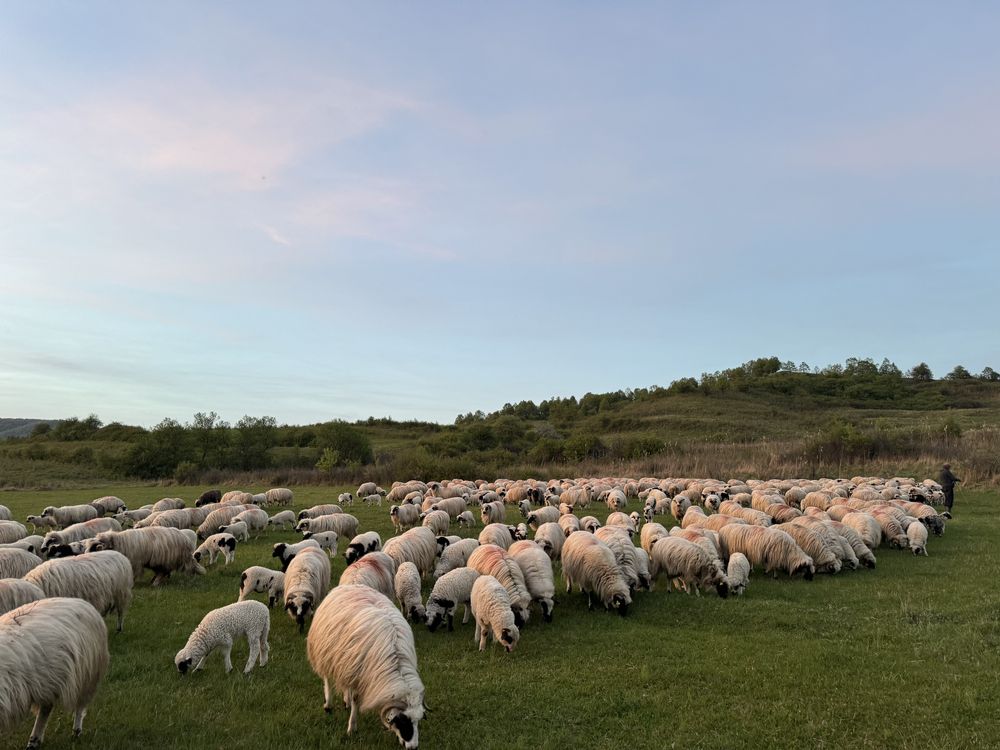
[0,475,949,749]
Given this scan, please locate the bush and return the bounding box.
[173,460,200,484]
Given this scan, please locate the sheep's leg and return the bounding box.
[259,629,269,666]
[473,620,481,644]
[222,639,233,673]
[323,679,333,712]
[347,696,360,734]
[462,604,470,624]
[245,635,260,673]
[447,612,454,632]
[478,622,489,651]
[116,603,125,633]
[565,576,572,593]
[27,704,53,748]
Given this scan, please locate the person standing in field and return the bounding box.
[939,463,960,516]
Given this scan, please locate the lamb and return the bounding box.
[26,514,59,532]
[197,504,254,539]
[907,522,929,556]
[151,497,186,513]
[471,575,520,653]
[296,513,359,540]
[194,533,238,566]
[303,530,340,558]
[467,544,532,626]
[508,540,556,622]
[716,525,815,580]
[394,561,426,623]
[219,520,249,542]
[306,584,426,748]
[175,600,270,674]
[426,567,481,632]
[272,539,322,572]
[478,522,515,550]
[362,494,384,507]
[284,546,332,632]
[649,537,728,597]
[297,504,344,521]
[726,552,751,596]
[456,510,476,528]
[532,522,564,561]
[340,551,397,600]
[480,501,506,526]
[0,578,46,615]
[0,520,28,544]
[420,509,451,536]
[558,514,581,537]
[433,538,480,578]
[24,550,134,632]
[526,506,561,530]
[390,504,421,533]
[560,532,631,615]
[87,527,205,584]
[89,496,126,516]
[238,565,286,607]
[265,487,294,506]
[0,597,109,748]
[41,504,99,528]
[382,527,438,579]
[338,492,354,506]
[0,547,44,578]
[344,531,383,564]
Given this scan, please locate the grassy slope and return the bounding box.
[1,485,997,750]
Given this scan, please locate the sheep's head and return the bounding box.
[499,626,519,653]
[610,592,631,617]
[272,543,286,559]
[175,654,194,675]
[407,604,425,623]
[382,702,423,750]
[515,523,528,540]
[286,595,313,632]
[345,543,365,564]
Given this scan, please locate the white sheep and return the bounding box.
[362,493,384,507]
[558,514,581,537]
[478,522,514,550]
[284,546,332,632]
[0,597,109,748]
[218,520,249,542]
[425,567,481,632]
[113,508,152,528]
[526,506,560,530]
[238,565,286,607]
[272,539,322,572]
[390,504,421,533]
[726,552,751,596]
[532,522,564,561]
[174,600,270,674]
[297,504,343,520]
[508,540,556,622]
[650,536,728,596]
[430,497,467,519]
[420,509,451,536]
[467,544,532,626]
[382,527,438,579]
[194,533,238,566]
[456,510,476,528]
[89,496,126,516]
[0,535,44,556]
[579,515,602,533]
[303,530,339,558]
[561,532,631,615]
[471,575,520,653]
[197,504,254,539]
[136,508,195,530]
[24,550,134,632]
[480,501,506,526]
[40,504,98,529]
[0,504,9,521]
[0,578,45,615]
[394,561,425,623]
[265,487,294,506]
[716,525,815,580]
[338,492,354,506]
[432,538,480,579]
[267,510,296,530]
[26,514,59,532]
[0,547,43,578]
[232,507,269,535]
[41,517,122,556]
[151,497,186,513]
[0,520,28,544]
[595,526,647,592]
[344,531,382,564]
[340,551,397,599]
[907,522,929,556]
[87,527,205,585]
[306,584,426,748]
[296,513,359,540]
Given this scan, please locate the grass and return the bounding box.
[1,484,997,749]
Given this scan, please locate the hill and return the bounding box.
[0,418,59,440]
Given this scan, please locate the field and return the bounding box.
[2,485,998,750]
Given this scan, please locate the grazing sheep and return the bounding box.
[26,514,59,532]
[640,522,669,554]
[456,511,476,528]
[0,535,44,556]
[197,505,254,539]
[0,547,44,578]
[362,494,384,507]
[306,584,426,748]
[175,600,270,674]
[560,532,631,615]
[558,514,581,537]
[338,492,354,506]
[391,504,421,533]
[532,522,564,561]
[113,509,152,528]
[478,523,515,550]
[232,507,269,535]
[595,526,647,592]
[425,567,481,632]
[716,525,815,580]
[526,506,560,530]
[41,504,99,528]
[87,527,205,584]
[0,520,28,544]
[382,527,438,579]
[395,561,425,623]
[792,516,858,570]
[284,547,332,633]
[194,533,238,566]
[238,566,285,607]
[467,544,532,627]
[89,496,126,516]
[297,513,359,540]
[430,497,467,519]
[420,510,451,536]
[196,489,222,506]
[0,578,46,615]
[579,516,602,533]
[344,531,382,564]
[650,537,729,597]
[605,511,636,534]
[433,538,480,579]
[136,508,195,530]
[267,510,296,530]
[265,488,293,507]
[272,539,322,572]
[219,520,249,542]
[24,550,133,632]
[340,551,397,600]
[480,501,506,526]
[471,575,520,653]
[779,524,842,575]
[508,540,556,622]
[0,598,109,748]
[356,481,379,497]
[220,491,254,505]
[41,518,123,557]
[726,552,751,596]
[297,504,344,521]
[840,512,883,551]
[151,497,186,513]
[828,521,877,569]
[907,522,929,556]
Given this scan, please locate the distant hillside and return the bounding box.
[0,418,59,440]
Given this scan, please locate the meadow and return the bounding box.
[1,484,997,750]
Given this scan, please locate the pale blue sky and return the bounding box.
[2,3,998,426]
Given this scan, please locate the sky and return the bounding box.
[2,2,999,427]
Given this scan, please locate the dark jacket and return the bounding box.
[939,468,960,490]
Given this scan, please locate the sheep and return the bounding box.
[356,481,380,497]
[518,499,532,518]
[89,496,126,516]
[0,535,44,556]
[0,547,44,578]
[719,500,772,527]
[508,540,556,622]
[629,511,642,530]
[558,514,581,537]
[670,496,690,522]
[579,515,602,533]
[870,510,910,549]
[113,508,152,528]
[194,533,238,566]
[433,538,480,579]
[390,504,421,533]
[514,522,530,541]
[297,504,344,521]
[726,552,751,596]
[41,504,99,528]
[840,512,883,551]
[0,520,28,544]
[196,489,222,506]
[272,539,322,572]
[764,503,803,524]
[467,544,532,627]
[792,516,859,570]
[136,508,195,530]
[605,511,636,534]
[266,510,296,530]
[197,504,254,539]
[338,492,355,506]
[478,523,514,550]
[0,597,109,748]
[426,567,481,632]
[526,506,560,530]
[430,497,467,519]
[605,489,627,511]
[265,487,293,506]
[151,497,186,513]
[0,504,9,521]
[471,575,520,653]
[420,509,451,536]
[87,527,205,584]
[175,600,270,675]
[362,494,384,507]
[306,584,426,748]
[649,537,729,597]
[232,507,269,535]
[716,525,815,580]
[344,531,382,564]
[340,551,397,600]
[774,524,842,575]
[595,526,647,592]
[480,501,506,526]
[238,565,285,607]
[40,518,123,557]
[560,532,631,615]
[219,520,249,542]
[24,550,133,632]
[297,513,359,540]
[907,522,929,556]
[828,521,877,569]
[532,522,564,561]
[26,514,59,532]
[382,527,438,579]
[0,578,46,615]
[220,491,254,505]
[456,510,476,528]
[44,541,88,558]
[284,546,332,633]
[395,561,425,623]
[640,522,669,554]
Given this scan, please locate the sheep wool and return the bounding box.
[532,522,564,561]
[432,538,480,579]
[297,504,344,521]
[0,578,46,615]
[470,575,520,653]
[561,532,631,615]
[267,510,296,530]
[0,521,28,545]
[726,552,751,596]
[339,551,397,600]
[297,513,359,540]
[382,527,438,579]
[175,600,270,674]
[508,540,556,622]
[394,561,425,623]
[467,544,532,626]
[425,567,481,632]
[25,550,134,632]
[284,547,332,632]
[88,527,205,585]
[0,547,43,578]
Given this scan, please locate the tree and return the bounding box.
[189,411,229,468]
[945,365,972,380]
[908,363,933,381]
[231,416,277,470]
[878,358,902,377]
[980,366,1000,382]
[121,418,193,478]
[313,420,373,466]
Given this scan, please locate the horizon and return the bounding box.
[3,4,999,426]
